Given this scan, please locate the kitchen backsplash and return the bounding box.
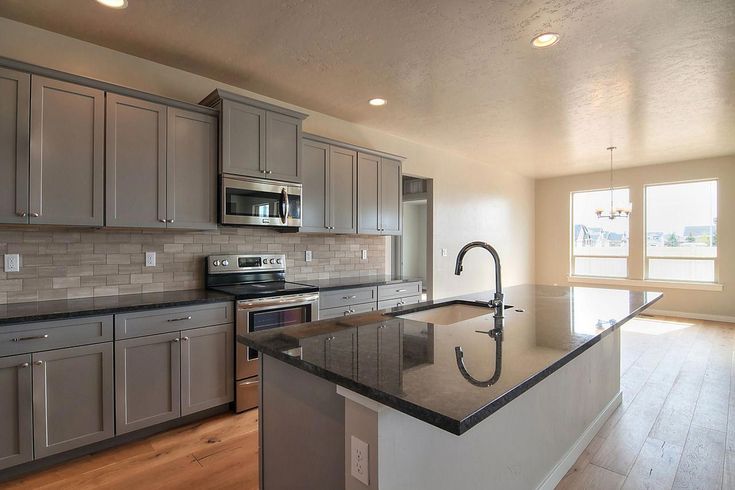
[0,227,386,304]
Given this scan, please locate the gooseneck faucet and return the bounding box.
[454,241,504,387]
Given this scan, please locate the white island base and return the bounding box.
[259,329,621,490]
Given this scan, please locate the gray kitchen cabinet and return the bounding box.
[105,93,167,228]
[181,324,234,416]
[29,76,104,226]
[220,99,266,178]
[0,67,30,225]
[167,108,218,229]
[115,332,181,434]
[357,320,402,393]
[330,146,358,234]
[0,354,33,470]
[301,138,330,232]
[357,153,402,235]
[265,111,301,182]
[32,343,114,458]
[300,328,357,379]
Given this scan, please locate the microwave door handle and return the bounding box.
[279,188,289,224]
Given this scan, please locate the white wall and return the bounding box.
[401,201,427,281]
[0,18,535,300]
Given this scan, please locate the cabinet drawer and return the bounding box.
[319,302,377,320]
[378,295,422,311]
[115,302,233,339]
[0,315,113,357]
[378,282,422,301]
[319,287,377,309]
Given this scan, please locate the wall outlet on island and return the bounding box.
[4,254,20,273]
[145,252,156,267]
[350,435,369,485]
[305,250,312,262]
[441,248,448,257]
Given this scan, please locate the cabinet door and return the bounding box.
[0,68,30,225]
[167,108,218,229]
[32,343,114,458]
[265,111,301,183]
[330,146,357,234]
[0,354,32,470]
[105,93,167,228]
[301,139,330,232]
[115,332,181,434]
[181,324,234,416]
[380,157,402,235]
[357,152,381,235]
[221,100,265,178]
[29,76,104,226]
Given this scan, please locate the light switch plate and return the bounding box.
[441,248,448,257]
[145,252,156,267]
[350,435,369,485]
[305,250,312,262]
[361,250,368,260]
[4,254,20,273]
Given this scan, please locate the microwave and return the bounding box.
[221,175,302,227]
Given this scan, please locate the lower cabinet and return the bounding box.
[181,324,234,416]
[32,343,114,458]
[0,354,33,471]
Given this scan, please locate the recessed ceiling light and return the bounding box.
[96,0,128,9]
[368,98,387,106]
[531,32,560,48]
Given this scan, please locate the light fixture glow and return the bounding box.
[96,0,128,9]
[368,98,387,106]
[531,32,560,48]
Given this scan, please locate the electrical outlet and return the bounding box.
[361,250,368,260]
[350,436,369,485]
[441,248,448,257]
[145,252,156,267]
[4,254,20,273]
[305,250,312,262]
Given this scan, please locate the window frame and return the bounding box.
[643,178,719,284]
[569,186,631,279]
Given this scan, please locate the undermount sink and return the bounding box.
[396,302,514,325]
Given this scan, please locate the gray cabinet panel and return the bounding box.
[319,286,377,309]
[378,295,422,311]
[265,111,301,183]
[329,146,357,234]
[0,67,30,225]
[115,332,181,434]
[32,343,114,458]
[357,152,381,235]
[167,108,218,229]
[105,93,167,228]
[319,302,377,320]
[0,354,32,470]
[0,315,113,357]
[380,157,402,235]
[114,302,233,340]
[221,100,265,178]
[301,139,330,232]
[181,324,234,416]
[377,281,422,301]
[29,76,104,226]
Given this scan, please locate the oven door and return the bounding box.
[221,175,302,227]
[236,293,318,380]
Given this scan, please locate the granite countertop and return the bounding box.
[304,275,422,291]
[238,284,662,435]
[0,289,234,326]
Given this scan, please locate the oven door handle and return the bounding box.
[279,188,289,224]
[238,295,319,311]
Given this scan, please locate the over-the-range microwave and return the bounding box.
[220,175,302,227]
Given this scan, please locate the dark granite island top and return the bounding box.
[0,289,234,326]
[239,284,661,435]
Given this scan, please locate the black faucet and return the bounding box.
[453,241,504,387]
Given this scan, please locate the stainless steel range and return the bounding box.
[205,254,318,412]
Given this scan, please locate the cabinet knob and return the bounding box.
[167,219,175,223]
[29,212,40,218]
[182,336,189,341]
[19,362,30,368]
[16,210,27,217]
[33,360,43,366]
[265,170,272,174]
[172,338,180,343]
[159,219,167,223]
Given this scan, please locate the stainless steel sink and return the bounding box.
[395,302,514,325]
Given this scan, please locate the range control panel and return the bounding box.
[207,254,286,273]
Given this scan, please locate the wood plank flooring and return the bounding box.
[0,315,732,490]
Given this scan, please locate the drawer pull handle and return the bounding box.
[33,360,43,366]
[19,362,30,368]
[11,334,49,342]
[342,295,357,300]
[240,379,259,386]
[396,289,408,293]
[167,316,192,322]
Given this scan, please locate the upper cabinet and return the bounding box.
[0,67,30,225]
[379,157,402,235]
[357,154,402,236]
[201,89,307,183]
[106,94,217,230]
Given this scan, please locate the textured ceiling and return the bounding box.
[1,0,733,177]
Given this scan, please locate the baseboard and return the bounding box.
[645,308,735,324]
[536,391,623,490]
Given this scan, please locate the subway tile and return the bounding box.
[106,254,131,265]
[38,289,68,301]
[0,279,23,292]
[130,273,153,284]
[53,277,80,289]
[94,264,119,275]
[94,286,119,297]
[67,287,94,299]
[107,275,131,285]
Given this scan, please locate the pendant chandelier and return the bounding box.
[595,146,632,220]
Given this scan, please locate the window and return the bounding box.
[571,188,630,278]
[646,180,717,283]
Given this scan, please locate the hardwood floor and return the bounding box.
[1,315,732,490]
[558,316,735,490]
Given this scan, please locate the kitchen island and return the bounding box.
[239,285,661,490]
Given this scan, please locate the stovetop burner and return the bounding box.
[208,281,318,300]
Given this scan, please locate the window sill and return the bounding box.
[567,275,724,292]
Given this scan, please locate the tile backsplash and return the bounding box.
[0,227,386,304]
